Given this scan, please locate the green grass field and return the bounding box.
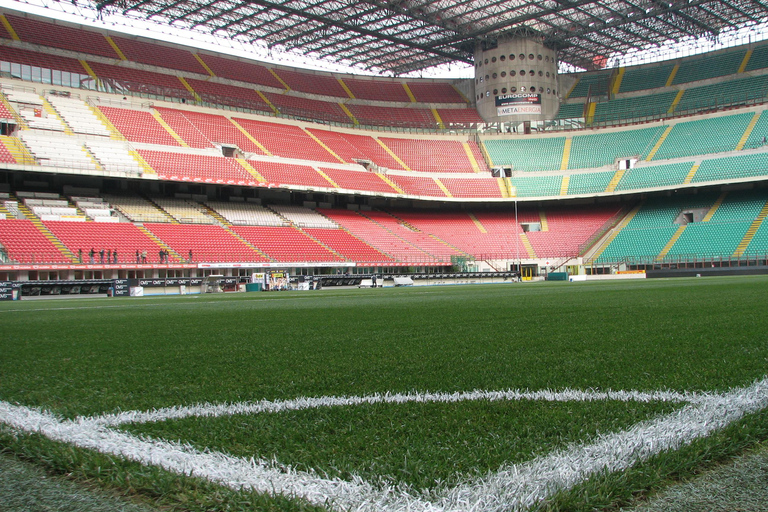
[1,276,768,511]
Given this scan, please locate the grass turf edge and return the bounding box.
[534,408,768,511]
[0,425,327,512]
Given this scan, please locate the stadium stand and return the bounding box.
[318,167,400,194]
[109,36,209,75]
[233,225,344,262]
[406,82,466,104]
[183,78,271,114]
[3,8,768,274]
[269,205,337,228]
[484,137,566,172]
[44,221,168,263]
[441,177,504,198]
[568,126,665,170]
[137,150,258,185]
[302,228,394,263]
[142,223,270,263]
[318,208,443,262]
[342,78,412,102]
[650,112,754,160]
[195,53,284,89]
[619,62,676,93]
[96,106,182,146]
[233,117,339,162]
[247,160,331,189]
[273,69,348,98]
[0,13,118,58]
[206,200,288,226]
[261,92,350,124]
[0,218,71,263]
[346,104,439,129]
[567,171,615,195]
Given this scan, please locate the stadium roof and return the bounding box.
[90,0,768,75]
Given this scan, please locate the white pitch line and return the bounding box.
[1,378,767,512]
[82,387,703,427]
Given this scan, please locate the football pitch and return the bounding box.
[1,276,768,511]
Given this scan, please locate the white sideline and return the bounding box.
[1,378,767,512]
[82,387,703,427]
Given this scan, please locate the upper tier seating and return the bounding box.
[184,78,271,115]
[567,71,612,98]
[232,225,344,262]
[673,75,768,114]
[143,223,270,263]
[672,50,745,85]
[343,78,411,102]
[261,92,350,124]
[0,218,70,263]
[1,13,117,58]
[97,106,181,146]
[346,104,438,129]
[406,82,466,104]
[0,44,88,76]
[195,53,284,89]
[86,62,194,102]
[436,108,484,126]
[44,220,166,263]
[110,36,208,75]
[273,69,348,98]
[746,44,768,72]
[619,63,676,93]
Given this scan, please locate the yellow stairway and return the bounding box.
[733,200,768,257]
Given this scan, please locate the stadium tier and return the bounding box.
[1,7,768,274]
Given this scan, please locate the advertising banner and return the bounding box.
[495,93,542,116]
